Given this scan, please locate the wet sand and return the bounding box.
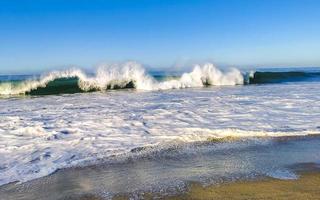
[167,172,320,200]
[1,166,320,200]
[113,164,320,200]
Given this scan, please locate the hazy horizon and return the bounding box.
[1,61,320,76]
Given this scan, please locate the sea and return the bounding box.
[0,62,320,199]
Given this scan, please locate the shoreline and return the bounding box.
[113,163,320,200]
[168,171,320,200]
[1,137,319,199]
[2,166,320,200]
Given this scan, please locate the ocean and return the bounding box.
[0,62,320,199]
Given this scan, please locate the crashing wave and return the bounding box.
[0,62,245,96]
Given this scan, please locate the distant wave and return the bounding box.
[1,62,320,96]
[249,71,320,84]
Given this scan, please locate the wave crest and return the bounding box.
[0,62,245,96]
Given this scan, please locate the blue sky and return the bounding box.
[0,0,320,73]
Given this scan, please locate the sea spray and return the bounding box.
[0,62,245,96]
[2,63,320,96]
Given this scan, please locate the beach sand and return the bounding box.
[166,172,320,200]
[113,165,320,200]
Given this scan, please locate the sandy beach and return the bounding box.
[45,171,320,200]
[169,172,320,200]
[112,165,320,200]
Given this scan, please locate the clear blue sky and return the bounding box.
[1,0,320,73]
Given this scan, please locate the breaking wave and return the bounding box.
[1,62,319,96]
[0,62,244,96]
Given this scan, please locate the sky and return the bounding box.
[0,0,320,73]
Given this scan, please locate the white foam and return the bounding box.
[0,62,245,95]
[0,78,319,186]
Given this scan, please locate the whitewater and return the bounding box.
[0,62,246,96]
[0,62,320,190]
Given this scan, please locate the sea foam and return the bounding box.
[0,80,320,185]
[0,62,245,95]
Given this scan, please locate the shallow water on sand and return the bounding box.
[0,136,320,199]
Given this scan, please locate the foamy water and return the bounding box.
[0,77,320,186]
[0,62,245,96]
